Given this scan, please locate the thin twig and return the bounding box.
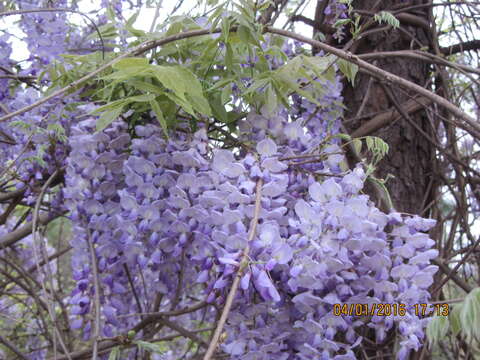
[32,170,72,360]
[116,301,208,319]
[203,178,263,360]
[86,230,101,360]
[124,263,143,316]
[432,236,480,295]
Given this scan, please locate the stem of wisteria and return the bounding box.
[203,178,263,360]
[32,170,72,360]
[86,229,101,360]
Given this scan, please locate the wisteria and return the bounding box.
[60,75,438,359]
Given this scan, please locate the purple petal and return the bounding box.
[256,138,277,157]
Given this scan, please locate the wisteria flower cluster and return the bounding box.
[62,84,438,359]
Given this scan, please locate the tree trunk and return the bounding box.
[339,1,437,358]
[342,0,435,216]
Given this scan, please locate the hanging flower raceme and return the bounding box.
[63,92,438,360]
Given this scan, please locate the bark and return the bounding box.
[337,1,438,359]
[342,0,436,215]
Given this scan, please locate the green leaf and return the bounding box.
[94,94,155,132]
[112,58,149,71]
[92,94,156,114]
[334,133,351,141]
[225,43,234,70]
[460,287,480,340]
[264,85,277,115]
[363,136,389,165]
[450,304,462,336]
[334,18,352,28]
[186,93,212,117]
[337,58,358,85]
[152,65,211,116]
[165,19,184,36]
[127,94,157,102]
[366,136,374,150]
[100,66,150,81]
[96,104,124,132]
[352,138,362,154]
[237,25,258,46]
[257,0,274,11]
[244,77,270,95]
[152,65,187,96]
[134,340,165,353]
[374,11,400,29]
[88,23,117,40]
[155,98,177,127]
[108,347,121,360]
[128,80,164,95]
[125,12,146,37]
[150,100,168,137]
[209,77,235,92]
[426,315,450,348]
[164,92,195,117]
[221,84,231,104]
[209,4,226,31]
[106,6,115,21]
[303,55,330,79]
[221,16,232,43]
[368,176,393,211]
[210,95,229,123]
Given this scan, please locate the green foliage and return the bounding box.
[427,288,480,351]
[337,58,358,85]
[449,304,462,336]
[134,340,168,354]
[67,1,347,137]
[150,99,168,136]
[374,11,400,29]
[87,22,118,41]
[364,136,389,167]
[368,175,393,210]
[48,52,117,96]
[352,138,362,154]
[125,12,147,38]
[426,315,450,348]
[46,123,68,143]
[92,94,156,132]
[460,287,480,341]
[0,0,17,10]
[108,346,121,360]
[338,135,392,209]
